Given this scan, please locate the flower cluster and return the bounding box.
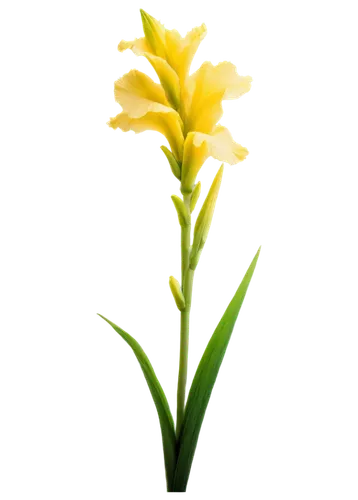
[108,10,251,193]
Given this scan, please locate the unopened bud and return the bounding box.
[161,146,181,180]
[146,56,180,110]
[171,195,189,227]
[169,276,185,311]
[180,132,208,194]
[190,165,224,270]
[190,182,201,213]
[140,10,166,58]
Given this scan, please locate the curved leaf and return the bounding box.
[98,314,177,491]
[172,246,261,491]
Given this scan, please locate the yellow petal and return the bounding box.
[180,132,210,193]
[118,37,153,55]
[108,111,184,162]
[140,9,167,58]
[165,26,184,73]
[114,69,169,116]
[144,53,180,109]
[165,24,207,82]
[209,125,251,167]
[185,62,252,134]
[181,126,248,192]
[178,21,209,81]
[183,87,224,136]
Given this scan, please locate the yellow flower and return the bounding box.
[183,61,252,135]
[178,62,251,191]
[108,69,184,161]
[114,7,209,84]
[181,126,248,193]
[114,7,209,110]
[109,10,251,184]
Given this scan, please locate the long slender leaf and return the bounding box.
[172,247,261,491]
[98,314,177,491]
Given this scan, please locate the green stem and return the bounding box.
[176,194,194,438]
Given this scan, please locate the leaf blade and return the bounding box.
[98,314,177,491]
[172,246,261,491]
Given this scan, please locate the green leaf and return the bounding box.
[98,314,177,492]
[172,247,261,492]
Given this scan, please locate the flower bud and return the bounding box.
[190,165,224,270]
[190,182,201,213]
[140,10,166,58]
[181,132,209,193]
[171,195,190,227]
[144,56,180,110]
[161,146,181,180]
[169,276,186,311]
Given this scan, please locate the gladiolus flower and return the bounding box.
[109,10,251,188]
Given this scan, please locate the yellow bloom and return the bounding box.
[108,69,184,161]
[181,126,248,193]
[110,10,251,184]
[114,7,209,81]
[108,112,184,163]
[118,10,207,90]
[184,61,252,135]
[178,63,251,190]
[113,69,169,115]
[164,23,207,83]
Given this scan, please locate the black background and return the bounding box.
[86,1,281,498]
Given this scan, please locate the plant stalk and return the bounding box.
[176,194,194,438]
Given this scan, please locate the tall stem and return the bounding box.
[176,194,194,437]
